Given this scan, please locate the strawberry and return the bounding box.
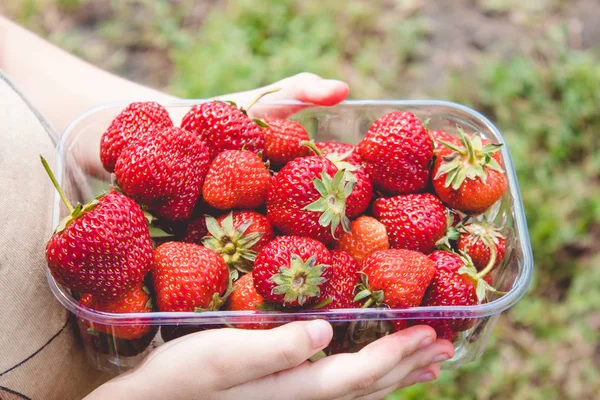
[253,236,333,307]
[307,142,372,219]
[315,141,363,166]
[432,127,507,214]
[151,242,230,312]
[262,117,311,166]
[202,211,275,275]
[430,130,459,152]
[225,273,275,330]
[316,250,361,309]
[79,284,154,339]
[336,216,390,265]
[373,193,448,254]
[114,126,211,221]
[100,102,173,173]
[356,111,433,194]
[202,150,271,210]
[355,249,436,309]
[180,89,279,160]
[418,250,495,332]
[457,220,506,272]
[42,156,154,301]
[266,156,353,244]
[409,319,457,341]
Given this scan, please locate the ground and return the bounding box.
[2,0,599,399]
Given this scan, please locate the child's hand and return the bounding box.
[85,321,454,400]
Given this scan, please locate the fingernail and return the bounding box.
[433,353,450,363]
[417,372,435,383]
[419,336,434,348]
[306,320,331,349]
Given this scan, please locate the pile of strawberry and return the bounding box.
[43,94,509,355]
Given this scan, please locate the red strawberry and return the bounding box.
[409,319,457,341]
[202,150,271,210]
[100,102,173,172]
[42,156,154,301]
[457,220,506,273]
[151,242,230,312]
[253,236,333,307]
[356,249,436,309]
[336,216,390,265]
[266,156,353,244]
[115,126,211,221]
[419,250,494,332]
[315,141,363,166]
[307,142,372,219]
[316,250,361,309]
[373,193,447,254]
[432,127,507,214]
[202,211,275,275]
[262,117,311,166]
[356,111,433,194]
[226,273,275,330]
[180,100,265,160]
[79,284,153,339]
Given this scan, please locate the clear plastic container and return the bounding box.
[48,100,534,375]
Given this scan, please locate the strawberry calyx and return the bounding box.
[202,213,264,276]
[434,126,504,190]
[435,209,463,250]
[353,273,386,308]
[302,140,359,181]
[195,271,237,312]
[459,219,505,249]
[304,169,354,238]
[224,87,281,129]
[456,248,505,302]
[269,253,330,306]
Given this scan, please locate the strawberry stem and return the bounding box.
[245,87,281,111]
[40,155,74,213]
[476,241,497,280]
[300,140,323,156]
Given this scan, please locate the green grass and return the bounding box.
[6,1,600,399]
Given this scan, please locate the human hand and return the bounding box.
[84,320,453,400]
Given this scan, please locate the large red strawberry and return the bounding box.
[43,156,154,301]
[262,117,310,166]
[372,193,447,254]
[180,92,276,159]
[151,242,230,312]
[356,111,433,194]
[100,102,173,172]
[418,250,494,332]
[202,150,271,210]
[225,273,276,330]
[316,250,361,309]
[253,236,333,307]
[355,249,436,309]
[457,220,506,273]
[79,284,154,339]
[336,216,390,265]
[266,156,353,244]
[432,127,507,214]
[115,126,211,221]
[202,211,275,275]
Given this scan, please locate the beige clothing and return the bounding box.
[0,72,112,399]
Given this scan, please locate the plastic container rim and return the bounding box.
[47,99,534,326]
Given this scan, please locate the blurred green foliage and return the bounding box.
[3,0,599,398]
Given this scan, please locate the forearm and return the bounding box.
[0,15,178,134]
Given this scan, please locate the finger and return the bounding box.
[355,364,440,400]
[216,73,349,118]
[224,325,436,400]
[370,339,453,393]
